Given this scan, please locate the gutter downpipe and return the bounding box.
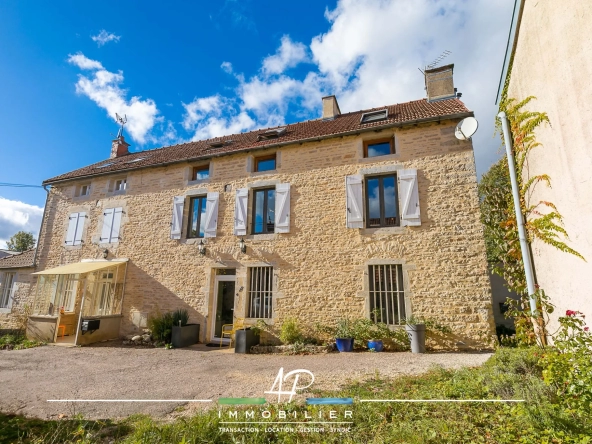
[33,185,51,268]
[498,111,538,316]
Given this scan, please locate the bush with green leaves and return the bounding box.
[171,309,189,327]
[148,311,174,343]
[279,317,303,344]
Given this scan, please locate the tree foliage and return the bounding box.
[6,231,36,252]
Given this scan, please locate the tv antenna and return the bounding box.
[426,50,451,70]
[454,117,479,141]
[115,113,127,138]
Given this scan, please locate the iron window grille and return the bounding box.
[368,264,406,325]
[247,266,273,318]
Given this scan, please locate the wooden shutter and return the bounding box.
[234,188,248,235]
[100,208,114,242]
[346,175,364,228]
[274,183,290,233]
[399,169,421,226]
[204,192,219,238]
[73,212,86,245]
[65,213,79,245]
[170,196,184,240]
[111,208,123,242]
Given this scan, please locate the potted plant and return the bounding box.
[335,318,355,352]
[404,315,426,354]
[171,309,200,348]
[353,317,390,352]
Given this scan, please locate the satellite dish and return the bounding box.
[455,117,478,140]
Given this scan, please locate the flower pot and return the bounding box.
[405,324,426,353]
[367,339,384,352]
[171,323,200,348]
[335,337,354,352]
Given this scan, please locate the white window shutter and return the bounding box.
[399,169,421,226]
[170,196,184,240]
[74,212,86,246]
[274,183,290,233]
[234,188,248,235]
[204,192,219,238]
[100,208,114,243]
[65,213,79,246]
[111,208,123,242]
[346,175,364,228]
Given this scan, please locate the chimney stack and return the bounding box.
[111,136,130,158]
[322,95,341,120]
[424,64,456,102]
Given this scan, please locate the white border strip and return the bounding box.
[47,399,213,403]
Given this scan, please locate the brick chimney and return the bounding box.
[424,64,456,102]
[111,136,130,158]
[322,95,341,120]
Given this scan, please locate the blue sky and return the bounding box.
[0,0,514,247]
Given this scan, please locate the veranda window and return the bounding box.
[32,274,80,315]
[81,267,124,316]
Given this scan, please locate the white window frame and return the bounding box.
[0,272,16,310]
[114,179,127,192]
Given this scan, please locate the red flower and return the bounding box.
[585,327,589,332]
[566,310,575,316]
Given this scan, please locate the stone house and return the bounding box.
[497,1,591,333]
[27,66,495,348]
[0,249,36,333]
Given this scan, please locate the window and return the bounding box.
[255,155,276,172]
[247,266,273,318]
[364,138,394,158]
[114,179,127,192]
[187,196,207,238]
[65,212,87,246]
[100,207,123,243]
[52,274,79,312]
[77,184,91,197]
[365,174,399,228]
[369,264,405,325]
[192,165,210,181]
[0,272,15,309]
[360,109,387,124]
[252,188,275,234]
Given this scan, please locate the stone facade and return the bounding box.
[0,267,35,332]
[33,118,494,349]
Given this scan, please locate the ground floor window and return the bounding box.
[0,272,16,309]
[247,266,273,318]
[368,264,406,325]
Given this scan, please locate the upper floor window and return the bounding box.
[192,165,210,181]
[364,138,394,158]
[252,188,275,234]
[255,155,276,172]
[75,183,91,197]
[100,207,123,243]
[114,179,127,192]
[65,212,87,246]
[366,174,399,228]
[187,196,207,238]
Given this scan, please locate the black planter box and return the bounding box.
[234,328,260,354]
[171,324,200,348]
[80,319,100,335]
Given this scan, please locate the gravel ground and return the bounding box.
[0,342,491,420]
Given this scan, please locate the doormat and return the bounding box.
[205,343,229,347]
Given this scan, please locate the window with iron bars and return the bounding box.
[247,266,273,318]
[368,264,406,325]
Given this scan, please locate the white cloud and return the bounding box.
[91,30,121,47]
[0,197,43,249]
[261,35,308,76]
[68,52,160,145]
[221,61,233,74]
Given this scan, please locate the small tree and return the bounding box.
[6,231,36,252]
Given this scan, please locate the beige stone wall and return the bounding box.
[34,119,494,348]
[507,1,592,334]
[0,267,35,331]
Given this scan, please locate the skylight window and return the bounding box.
[258,127,287,140]
[96,162,114,169]
[125,157,146,164]
[208,140,233,148]
[360,110,388,124]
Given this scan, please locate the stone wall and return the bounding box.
[0,267,35,331]
[34,119,495,348]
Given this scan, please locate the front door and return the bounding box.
[212,276,236,342]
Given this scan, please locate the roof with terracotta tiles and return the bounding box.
[0,249,35,269]
[43,98,472,185]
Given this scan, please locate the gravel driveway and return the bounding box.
[0,343,491,420]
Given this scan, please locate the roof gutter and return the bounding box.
[43,111,473,186]
[33,185,51,268]
[495,0,525,105]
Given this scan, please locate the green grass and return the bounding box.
[2,348,591,443]
[0,333,44,350]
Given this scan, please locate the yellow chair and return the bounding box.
[220,318,245,348]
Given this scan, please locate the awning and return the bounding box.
[33,260,127,275]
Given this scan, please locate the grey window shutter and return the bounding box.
[111,208,123,242]
[100,208,114,242]
[170,196,184,240]
[204,192,219,238]
[274,183,290,233]
[73,212,86,245]
[346,175,364,228]
[234,188,248,235]
[399,169,421,226]
[65,213,79,245]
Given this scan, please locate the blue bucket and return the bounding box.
[335,338,354,352]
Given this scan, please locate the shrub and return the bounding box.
[172,309,189,327]
[148,311,174,343]
[279,317,303,345]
